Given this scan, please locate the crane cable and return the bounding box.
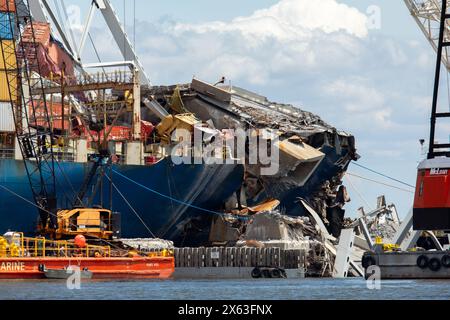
[54,160,84,205]
[104,174,156,238]
[344,174,373,211]
[0,183,142,252]
[351,161,415,189]
[346,172,415,194]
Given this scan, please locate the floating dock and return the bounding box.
[173,247,306,279]
[363,251,450,280]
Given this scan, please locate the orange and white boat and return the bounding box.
[0,233,174,279]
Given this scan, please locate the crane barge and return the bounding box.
[362,0,450,279]
[0,0,174,279]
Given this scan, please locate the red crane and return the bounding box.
[412,0,450,231]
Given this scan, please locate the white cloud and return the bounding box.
[120,0,370,85]
[384,40,408,66]
[173,0,368,42]
[325,78,385,113]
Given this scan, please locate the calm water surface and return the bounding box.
[0,278,449,300]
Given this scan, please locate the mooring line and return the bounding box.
[111,169,249,221]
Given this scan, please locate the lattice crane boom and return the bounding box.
[0,0,58,230]
[404,0,450,72]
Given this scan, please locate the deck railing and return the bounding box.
[0,234,111,258]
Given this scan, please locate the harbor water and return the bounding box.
[0,278,449,300]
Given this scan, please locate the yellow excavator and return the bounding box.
[45,207,116,240]
[36,153,121,241]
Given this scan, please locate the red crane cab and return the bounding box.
[413,157,450,230]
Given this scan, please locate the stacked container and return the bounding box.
[0,0,16,132]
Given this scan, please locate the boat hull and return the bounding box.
[0,256,174,279]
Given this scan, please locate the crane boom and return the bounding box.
[409,0,450,230]
[404,0,450,72]
[0,0,126,240]
[0,0,58,230]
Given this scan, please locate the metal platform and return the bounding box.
[363,250,450,279]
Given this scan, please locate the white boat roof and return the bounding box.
[418,157,450,169]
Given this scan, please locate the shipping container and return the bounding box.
[0,40,16,69]
[0,71,16,101]
[0,12,14,40]
[29,101,70,131]
[0,101,14,132]
[0,0,15,12]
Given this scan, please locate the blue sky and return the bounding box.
[69,0,444,219]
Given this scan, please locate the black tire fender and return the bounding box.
[417,255,429,269]
[251,267,262,278]
[429,258,441,272]
[270,268,281,278]
[441,255,450,268]
[362,255,376,269]
[262,269,271,278]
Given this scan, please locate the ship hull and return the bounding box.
[0,158,245,244]
[0,143,348,246]
[0,256,174,279]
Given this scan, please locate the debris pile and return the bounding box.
[142,78,358,225]
[208,195,409,278]
[346,195,401,243]
[210,208,334,277]
[237,211,317,250]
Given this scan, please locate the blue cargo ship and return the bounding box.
[0,3,357,247]
[0,80,356,247]
[0,157,245,243]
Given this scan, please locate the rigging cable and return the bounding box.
[104,174,156,238]
[87,32,107,78]
[344,173,373,211]
[60,0,80,59]
[54,159,84,205]
[0,183,129,251]
[111,169,250,221]
[351,161,415,189]
[346,172,414,194]
[166,163,176,217]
